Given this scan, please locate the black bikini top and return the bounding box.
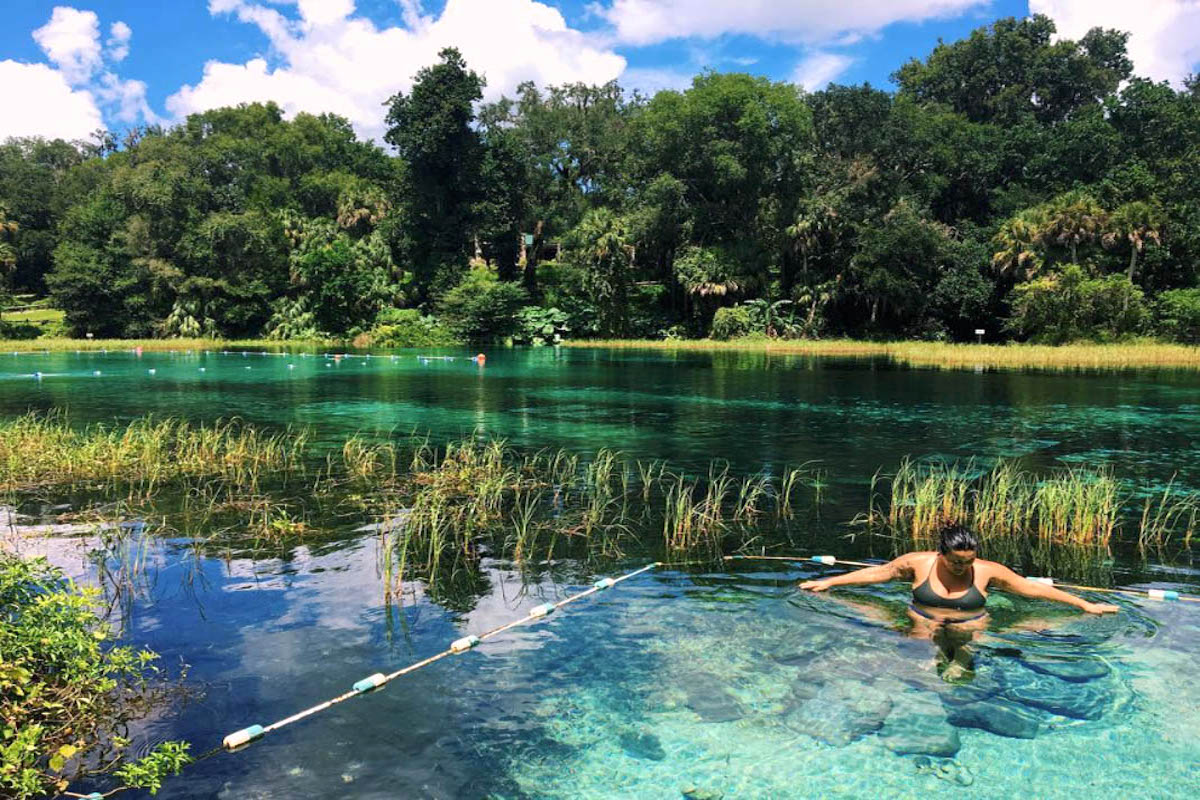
[912,560,986,611]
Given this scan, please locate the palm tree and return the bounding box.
[1039,190,1107,265]
[991,210,1045,280]
[1103,201,1163,283]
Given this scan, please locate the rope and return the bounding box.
[219,561,660,751]
[724,553,1200,603]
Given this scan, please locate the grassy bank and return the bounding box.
[566,338,1200,370]
[0,337,330,352]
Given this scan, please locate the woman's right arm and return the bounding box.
[799,554,915,592]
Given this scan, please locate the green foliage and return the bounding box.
[513,306,569,345]
[4,19,1200,345]
[0,552,188,799]
[112,741,192,795]
[263,296,319,341]
[1154,289,1200,344]
[709,305,754,340]
[438,268,528,341]
[385,48,485,302]
[565,208,634,336]
[1008,265,1148,343]
[366,309,460,347]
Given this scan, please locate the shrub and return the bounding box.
[0,320,40,340]
[709,305,754,340]
[1154,288,1200,344]
[1007,265,1148,343]
[438,269,528,341]
[513,306,569,346]
[0,552,190,798]
[362,309,460,348]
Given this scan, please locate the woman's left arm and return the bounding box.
[988,564,1119,614]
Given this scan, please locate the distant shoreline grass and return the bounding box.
[0,337,330,352]
[564,338,1200,370]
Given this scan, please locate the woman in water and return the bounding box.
[799,524,1119,677]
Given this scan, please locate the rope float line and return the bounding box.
[221,561,660,751]
[724,554,1200,604]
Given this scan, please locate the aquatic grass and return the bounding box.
[871,456,1198,559]
[0,413,307,495]
[1138,477,1199,553]
[566,338,1200,371]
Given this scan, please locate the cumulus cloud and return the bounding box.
[792,51,854,90]
[0,6,159,141]
[32,6,104,84]
[598,0,988,46]
[168,0,627,142]
[107,21,132,62]
[0,60,104,140]
[1030,0,1200,87]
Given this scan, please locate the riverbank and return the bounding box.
[565,338,1200,370]
[0,337,329,352]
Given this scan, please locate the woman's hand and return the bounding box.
[799,579,834,592]
[1082,601,1119,614]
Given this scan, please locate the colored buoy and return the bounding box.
[451,635,480,653]
[529,602,556,618]
[1029,577,1054,585]
[199,367,206,372]
[811,555,837,565]
[223,724,264,750]
[33,372,43,380]
[93,370,101,376]
[352,673,387,693]
[1148,589,1179,601]
[593,577,616,590]
[475,353,486,364]
[148,368,156,375]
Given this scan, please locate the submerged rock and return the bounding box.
[783,679,893,746]
[682,673,744,723]
[680,785,724,800]
[944,696,1041,739]
[618,728,666,761]
[878,692,961,757]
[913,756,974,786]
[1022,657,1110,683]
[1003,674,1107,720]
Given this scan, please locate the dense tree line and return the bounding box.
[2,15,1200,344]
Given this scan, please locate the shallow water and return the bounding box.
[5,347,1200,797]
[13,532,1199,799]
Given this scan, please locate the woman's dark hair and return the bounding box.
[937,523,978,555]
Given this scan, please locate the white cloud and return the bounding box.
[0,60,104,140]
[598,0,989,46]
[1030,0,1200,87]
[169,0,627,142]
[0,7,160,140]
[32,6,104,84]
[107,21,132,62]
[791,51,854,90]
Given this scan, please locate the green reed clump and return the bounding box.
[874,457,1197,554]
[1138,477,1199,552]
[0,413,306,495]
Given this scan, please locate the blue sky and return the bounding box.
[2,1,1198,144]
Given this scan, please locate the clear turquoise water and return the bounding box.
[5,347,1200,798]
